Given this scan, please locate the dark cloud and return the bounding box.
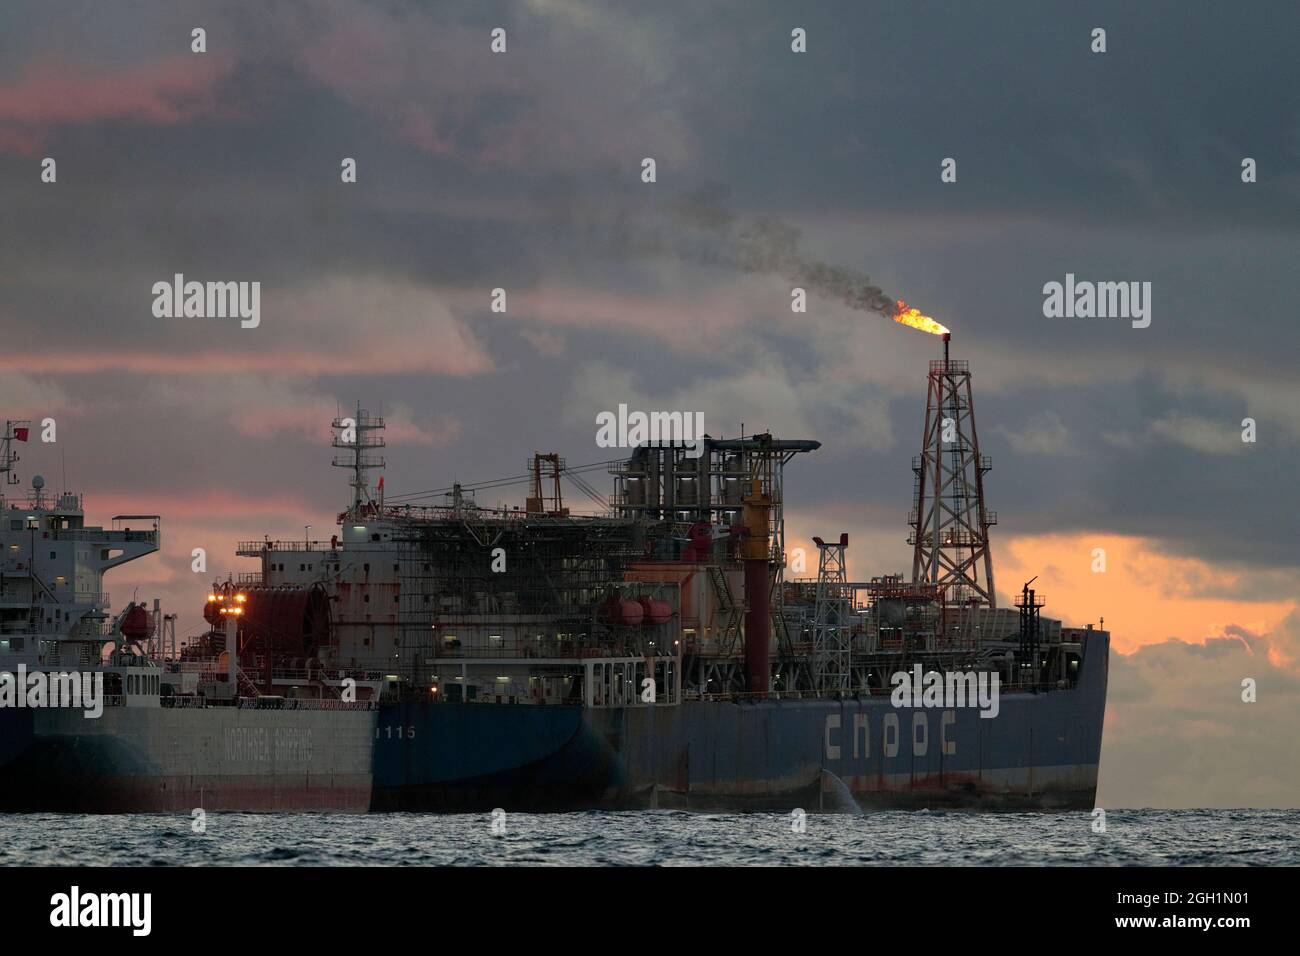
[0,0,1297,654]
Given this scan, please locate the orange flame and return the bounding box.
[892,300,949,336]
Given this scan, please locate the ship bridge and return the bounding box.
[0,472,160,648]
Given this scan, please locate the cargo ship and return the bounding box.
[241,343,1108,813]
[0,421,376,812]
[0,339,1108,814]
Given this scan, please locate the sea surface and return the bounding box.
[0,809,1295,866]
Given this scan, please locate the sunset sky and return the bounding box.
[1,0,1297,806]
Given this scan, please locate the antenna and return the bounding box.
[331,402,386,512]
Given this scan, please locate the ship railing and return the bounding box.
[302,698,377,711]
[55,528,158,545]
[161,695,207,709]
[685,643,739,658]
[237,539,336,554]
[0,622,54,635]
[265,667,386,683]
[686,640,817,660]
[320,669,386,682]
[434,644,668,661]
[684,687,893,702]
[1003,678,1071,694]
[175,659,223,679]
[154,695,377,710]
[685,679,1071,703]
[265,667,325,683]
[235,697,377,711]
[168,660,387,684]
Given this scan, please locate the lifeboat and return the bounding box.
[599,596,645,627]
[637,596,672,625]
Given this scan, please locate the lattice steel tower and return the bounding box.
[908,336,997,607]
[812,533,852,694]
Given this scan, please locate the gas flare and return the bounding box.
[892,300,949,336]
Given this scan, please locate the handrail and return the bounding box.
[237,540,337,553]
[160,695,378,711]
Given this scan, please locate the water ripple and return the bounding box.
[0,809,1295,866]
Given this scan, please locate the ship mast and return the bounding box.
[332,402,386,515]
[1,419,32,488]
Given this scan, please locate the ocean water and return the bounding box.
[0,809,1295,866]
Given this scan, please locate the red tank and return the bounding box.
[199,585,330,659]
[681,522,713,562]
[599,596,645,627]
[637,596,672,625]
[239,584,332,659]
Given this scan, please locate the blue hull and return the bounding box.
[372,635,1109,812]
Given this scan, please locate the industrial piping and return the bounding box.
[741,478,771,695]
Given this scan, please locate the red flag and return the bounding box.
[377,475,384,489]
[13,427,28,442]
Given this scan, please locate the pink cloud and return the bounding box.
[232,404,461,447]
[290,13,520,162]
[0,345,489,377]
[0,56,235,154]
[88,489,317,523]
[507,284,768,347]
[383,418,461,447]
[0,125,46,157]
[280,1,691,169]
[519,328,567,357]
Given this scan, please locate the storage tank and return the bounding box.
[599,596,645,627]
[637,596,672,626]
[239,584,332,660]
